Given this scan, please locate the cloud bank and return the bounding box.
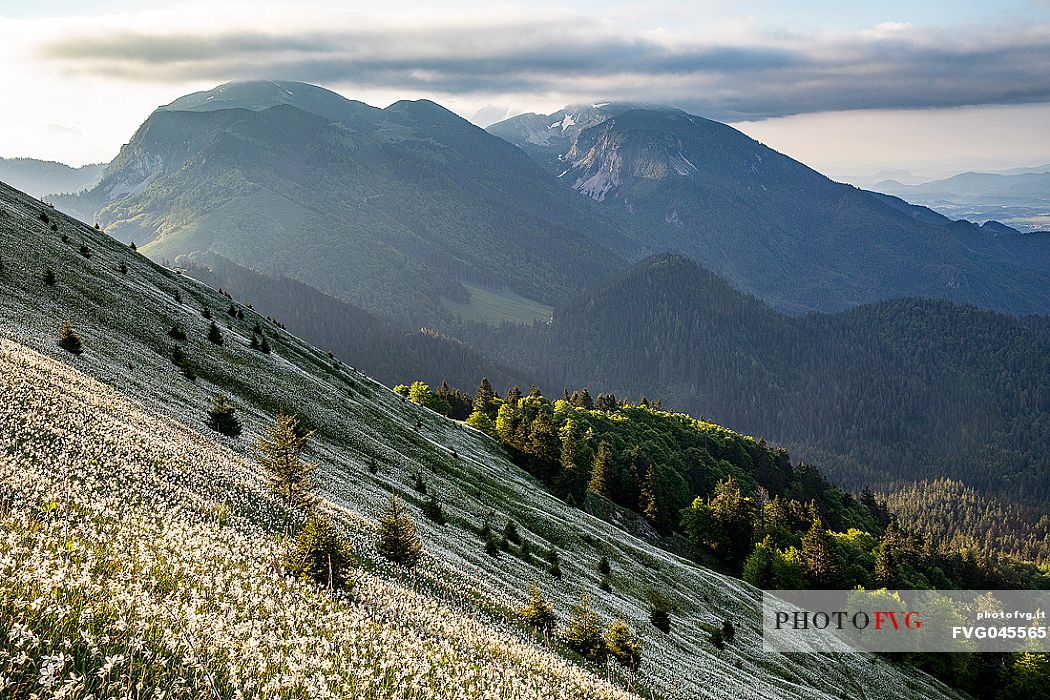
[34,8,1050,121]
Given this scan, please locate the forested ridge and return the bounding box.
[449,254,1050,508]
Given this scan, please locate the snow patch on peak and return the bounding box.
[574,169,619,201]
[670,151,699,177]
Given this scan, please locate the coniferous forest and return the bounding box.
[450,254,1050,510]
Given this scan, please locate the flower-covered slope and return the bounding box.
[0,181,962,699]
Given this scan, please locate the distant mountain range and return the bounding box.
[876,170,1050,202]
[56,81,627,323]
[490,104,1050,315]
[0,157,105,199]
[872,168,1050,234]
[30,79,1050,322]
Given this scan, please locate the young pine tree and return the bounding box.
[256,410,316,507]
[421,493,446,525]
[376,492,423,568]
[546,545,562,579]
[597,555,611,577]
[43,268,56,286]
[413,470,428,494]
[564,594,606,662]
[605,619,642,670]
[207,394,242,438]
[171,345,196,381]
[57,321,82,355]
[648,589,673,633]
[283,513,356,590]
[207,320,223,345]
[545,546,562,579]
[503,520,521,545]
[518,582,556,635]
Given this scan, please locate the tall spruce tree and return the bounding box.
[801,515,839,587]
[257,410,316,507]
[639,463,660,528]
[875,520,901,587]
[556,421,588,505]
[474,377,495,417]
[588,442,614,497]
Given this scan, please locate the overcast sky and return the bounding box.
[2,0,1050,177]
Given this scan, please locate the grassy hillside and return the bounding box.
[0,184,961,698]
[441,284,553,326]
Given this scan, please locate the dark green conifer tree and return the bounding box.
[801,515,839,587]
[57,321,82,354]
[207,394,242,438]
[376,492,423,568]
[588,442,614,498]
[207,320,223,345]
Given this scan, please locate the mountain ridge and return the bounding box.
[489,102,1050,315]
[56,89,630,323]
[454,252,1050,509]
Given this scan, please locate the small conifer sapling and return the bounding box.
[375,492,423,568]
[207,394,242,438]
[57,321,83,355]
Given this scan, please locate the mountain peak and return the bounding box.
[158,80,377,123]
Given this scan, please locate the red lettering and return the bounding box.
[874,611,901,630]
